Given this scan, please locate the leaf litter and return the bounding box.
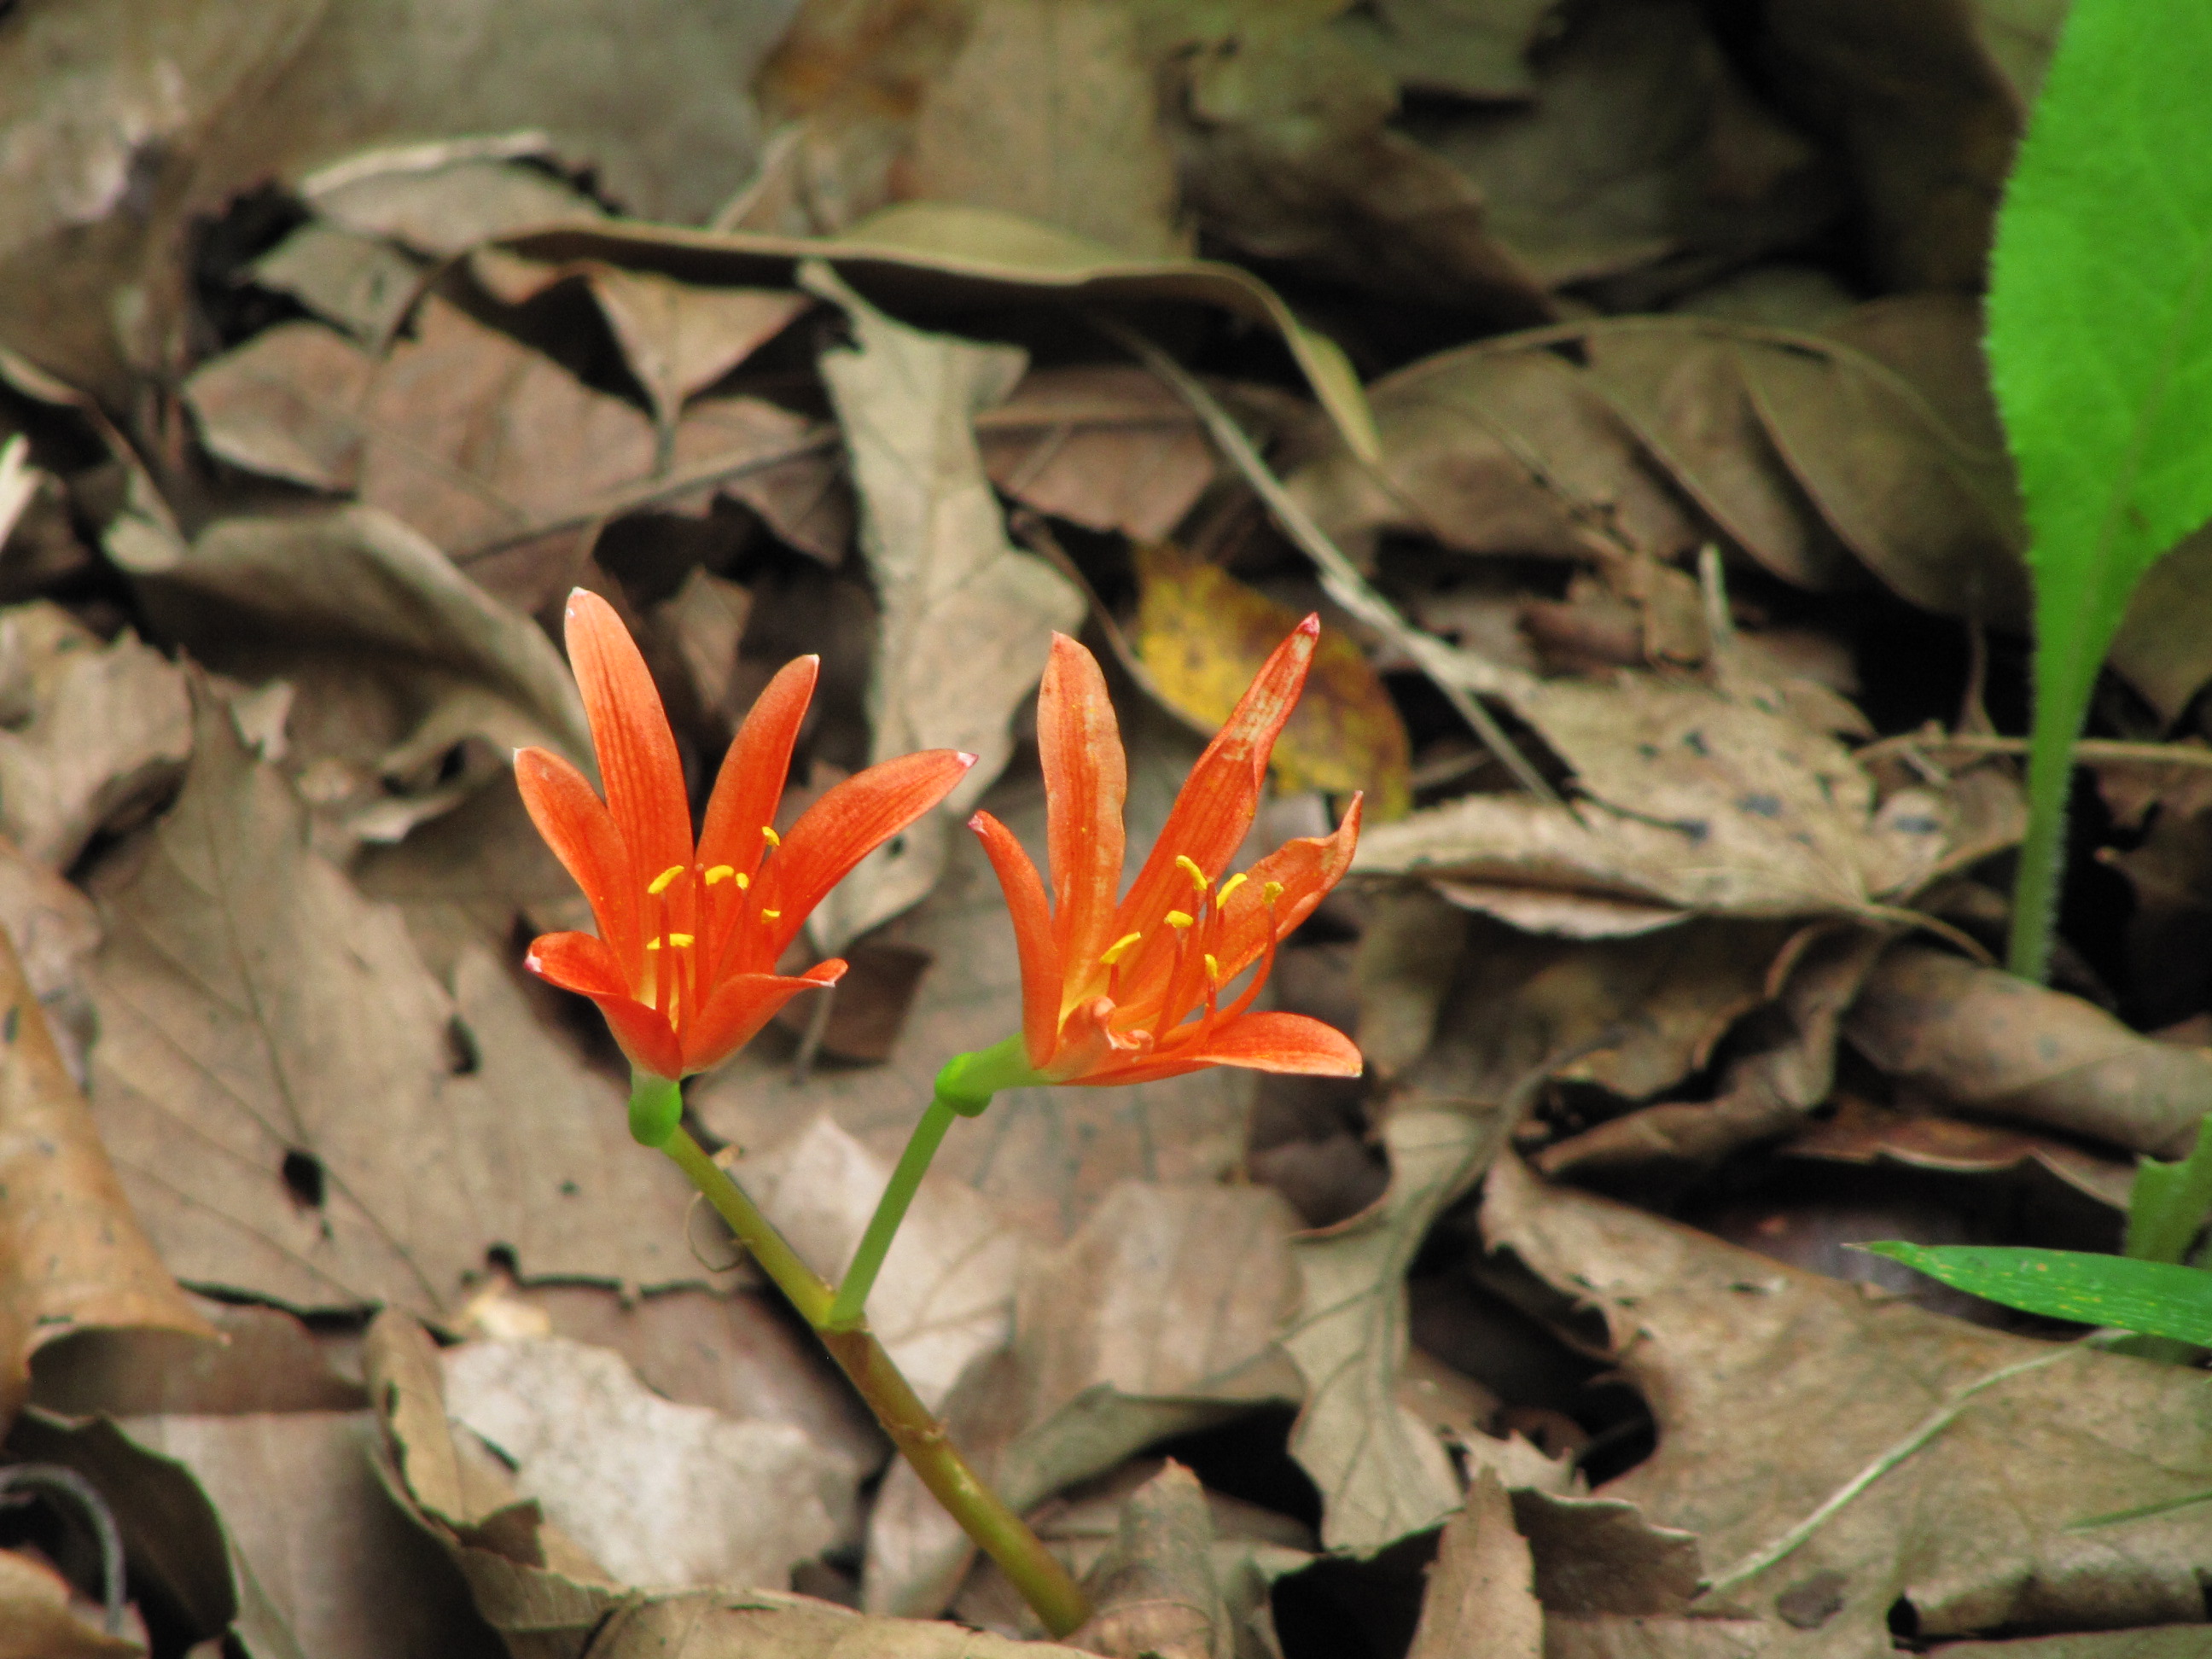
[5,3,2212,1655]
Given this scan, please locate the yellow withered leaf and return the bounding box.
[1134,543,1411,818]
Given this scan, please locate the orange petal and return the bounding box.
[1039,993,1145,1084]
[760,748,975,954]
[1212,795,1363,982]
[682,961,846,1074]
[1086,1010,1363,1086]
[565,589,693,889]
[969,810,1064,1071]
[1037,634,1126,971]
[524,930,682,1078]
[515,748,645,982]
[1114,616,1318,939]
[699,655,817,875]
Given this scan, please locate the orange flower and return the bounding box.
[518,590,973,1082]
[969,618,1362,1087]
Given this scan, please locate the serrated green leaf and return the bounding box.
[1867,1243,2212,1345]
[1988,0,2212,977]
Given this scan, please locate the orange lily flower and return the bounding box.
[517,589,974,1081]
[969,617,1362,1087]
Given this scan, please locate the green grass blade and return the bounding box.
[1988,0,2212,980]
[2127,1117,2212,1264]
[1867,1243,2212,1345]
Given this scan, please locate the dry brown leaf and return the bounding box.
[31,1294,364,1418]
[1405,1471,1543,1659]
[1152,8,1554,320]
[1406,0,1840,301]
[909,0,1185,259]
[1760,0,2056,290]
[1069,1460,1230,1659]
[0,604,190,870]
[247,222,427,342]
[124,1409,499,1659]
[367,1311,1098,1659]
[84,692,699,1318]
[864,1181,1303,1618]
[0,835,101,1086]
[800,262,1083,949]
[976,365,1218,542]
[1335,0,1555,101]
[735,1109,1023,1413]
[303,149,603,257]
[1286,1110,1573,1554]
[0,1547,137,1659]
[1483,1155,2212,1653]
[1784,1094,2136,1213]
[1844,945,2212,1158]
[0,915,213,1424]
[1134,543,1412,818]
[440,1336,855,1589]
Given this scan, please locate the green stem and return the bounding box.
[827,1096,958,1330]
[2007,661,2096,984]
[650,1091,1087,1637]
[659,1125,834,1329]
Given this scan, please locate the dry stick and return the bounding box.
[1092,316,1561,807]
[1700,1344,2081,1598]
[1858,729,2212,772]
[656,1126,1090,1636]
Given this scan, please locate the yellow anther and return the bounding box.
[667,933,695,948]
[1262,881,1285,904]
[761,825,781,848]
[1165,911,1195,930]
[761,908,782,920]
[1217,872,1249,904]
[645,939,662,952]
[703,864,736,885]
[1101,931,1144,966]
[1174,854,1210,893]
[648,864,684,895]
[1204,953,1220,981]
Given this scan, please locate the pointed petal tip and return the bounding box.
[1295,613,1321,636]
[956,751,979,769]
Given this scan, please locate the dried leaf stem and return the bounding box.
[1700,1343,2081,1596]
[655,1121,1088,1635]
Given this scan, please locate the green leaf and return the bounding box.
[2127,1116,2212,1264]
[1867,1243,2212,1345]
[1988,0,2212,979]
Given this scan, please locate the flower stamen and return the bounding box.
[648,864,684,895]
[1100,932,1144,965]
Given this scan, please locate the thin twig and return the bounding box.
[1091,315,1561,806]
[1700,1344,2080,1597]
[1857,729,2212,771]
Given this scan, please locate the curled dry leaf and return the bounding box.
[441,1336,854,1590]
[0,603,190,870]
[1844,945,2212,1158]
[1483,1155,2212,1652]
[0,1547,139,1659]
[1784,1094,2136,1214]
[84,691,700,1318]
[0,917,213,1424]
[800,261,1083,950]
